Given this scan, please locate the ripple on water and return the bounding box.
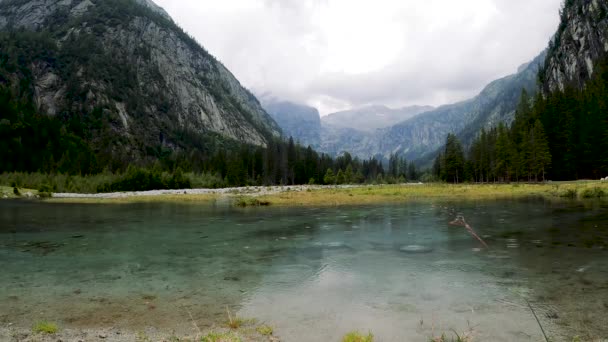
[267,264,316,288]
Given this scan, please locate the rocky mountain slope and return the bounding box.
[261,99,321,148]
[264,52,544,161]
[0,0,280,158]
[541,0,608,92]
[375,52,545,162]
[322,105,434,132]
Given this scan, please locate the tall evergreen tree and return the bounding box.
[443,134,465,183]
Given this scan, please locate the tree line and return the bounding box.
[434,55,608,183]
[0,82,426,191]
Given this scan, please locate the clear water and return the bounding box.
[1,199,607,341]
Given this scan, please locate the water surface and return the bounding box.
[1,199,607,341]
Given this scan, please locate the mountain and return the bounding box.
[541,0,608,93]
[264,52,544,162]
[0,0,280,164]
[288,52,545,162]
[322,105,434,132]
[261,99,321,148]
[376,52,545,163]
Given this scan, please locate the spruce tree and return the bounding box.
[443,134,465,183]
[323,168,335,185]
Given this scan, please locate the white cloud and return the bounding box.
[154,0,562,115]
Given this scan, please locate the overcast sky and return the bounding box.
[155,0,562,115]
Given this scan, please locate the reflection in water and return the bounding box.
[0,199,607,341]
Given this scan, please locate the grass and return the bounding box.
[32,321,59,334]
[234,197,271,207]
[201,332,242,342]
[342,331,374,342]
[47,193,219,204]
[225,307,256,330]
[429,333,473,342]
[256,325,273,336]
[253,181,608,206]
[0,171,225,194]
[0,186,38,199]
[8,181,608,206]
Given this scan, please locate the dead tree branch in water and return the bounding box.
[449,216,489,248]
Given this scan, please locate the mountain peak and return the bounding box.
[134,0,170,20]
[322,105,434,132]
[0,0,281,163]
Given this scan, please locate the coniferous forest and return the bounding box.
[434,56,608,183]
[0,81,397,192]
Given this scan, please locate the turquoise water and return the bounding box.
[1,199,607,341]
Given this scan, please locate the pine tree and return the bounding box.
[443,134,465,183]
[530,120,551,181]
[323,168,335,185]
[336,169,345,185]
[407,163,417,181]
[344,164,354,184]
[494,124,517,181]
[433,153,442,180]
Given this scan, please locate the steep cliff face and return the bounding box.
[542,0,608,92]
[0,0,280,154]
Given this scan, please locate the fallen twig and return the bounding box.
[185,307,202,340]
[525,299,549,342]
[450,216,489,248]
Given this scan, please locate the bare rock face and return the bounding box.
[0,0,280,151]
[261,99,322,148]
[542,0,608,92]
[322,105,434,132]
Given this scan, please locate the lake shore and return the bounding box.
[38,181,608,205]
[0,324,279,342]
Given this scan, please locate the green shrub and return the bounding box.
[13,186,20,196]
[342,331,374,342]
[38,192,53,199]
[38,184,53,193]
[234,197,270,207]
[581,187,605,198]
[560,188,578,199]
[33,321,58,334]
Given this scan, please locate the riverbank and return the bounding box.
[0,323,279,342]
[37,181,608,206]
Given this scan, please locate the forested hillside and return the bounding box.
[0,0,282,174]
[434,55,608,182]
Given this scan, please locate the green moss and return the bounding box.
[256,325,273,336]
[342,331,374,342]
[32,321,59,334]
[201,332,241,342]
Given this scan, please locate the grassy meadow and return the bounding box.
[252,181,608,206]
[4,180,601,205]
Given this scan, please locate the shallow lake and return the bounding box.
[1,199,607,341]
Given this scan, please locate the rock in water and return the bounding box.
[400,245,433,253]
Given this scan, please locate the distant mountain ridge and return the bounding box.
[322,105,434,132]
[264,51,546,163]
[261,99,321,148]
